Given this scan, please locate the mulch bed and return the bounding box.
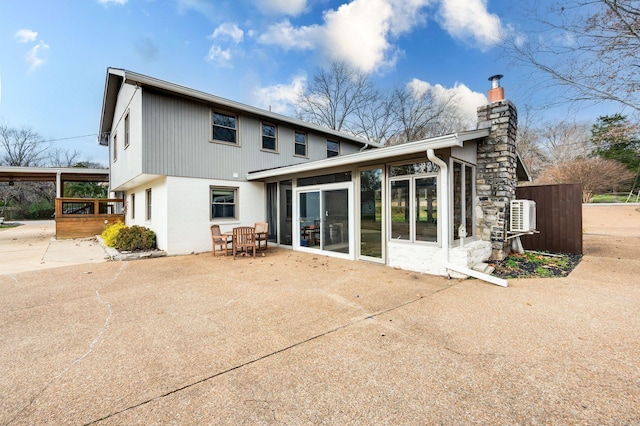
[492,251,582,279]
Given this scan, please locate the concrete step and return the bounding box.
[472,263,495,275]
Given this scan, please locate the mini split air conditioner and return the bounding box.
[510,200,536,232]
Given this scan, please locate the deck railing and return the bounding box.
[55,198,125,239]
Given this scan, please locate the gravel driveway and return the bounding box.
[1,205,639,424]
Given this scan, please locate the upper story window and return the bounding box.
[294,131,307,157]
[262,122,277,152]
[327,140,340,158]
[212,111,237,144]
[124,113,130,149]
[113,133,118,162]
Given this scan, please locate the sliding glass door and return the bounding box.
[297,184,351,257]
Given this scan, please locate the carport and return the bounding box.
[0,166,123,238]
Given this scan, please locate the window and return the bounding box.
[131,193,135,219]
[113,133,117,162]
[327,140,340,157]
[124,113,130,149]
[452,161,475,239]
[212,111,237,144]
[145,189,152,221]
[211,187,237,219]
[389,162,438,243]
[262,122,277,151]
[294,131,307,157]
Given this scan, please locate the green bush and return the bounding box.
[113,225,156,251]
[101,221,127,247]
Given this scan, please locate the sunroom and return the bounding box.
[247,129,494,278]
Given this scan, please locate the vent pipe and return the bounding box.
[487,74,504,103]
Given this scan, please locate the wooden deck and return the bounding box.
[55,198,124,239]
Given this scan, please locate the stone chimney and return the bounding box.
[475,75,518,260]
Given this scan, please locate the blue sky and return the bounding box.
[0,0,600,166]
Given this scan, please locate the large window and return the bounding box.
[212,111,237,144]
[124,113,130,149]
[211,187,237,219]
[327,140,340,157]
[294,131,307,157]
[389,162,438,243]
[452,161,475,239]
[262,122,277,151]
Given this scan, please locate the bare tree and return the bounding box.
[295,61,379,133]
[48,147,83,168]
[537,157,634,201]
[0,124,50,166]
[515,106,548,179]
[505,0,640,113]
[387,83,466,145]
[539,120,592,165]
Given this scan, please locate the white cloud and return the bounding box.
[14,29,38,43]
[257,20,319,50]
[437,0,503,49]
[210,23,244,43]
[205,45,232,67]
[252,74,307,114]
[98,0,127,5]
[408,78,487,126]
[253,0,307,17]
[26,41,49,72]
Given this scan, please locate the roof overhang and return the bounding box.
[0,166,109,183]
[247,129,490,181]
[98,67,380,149]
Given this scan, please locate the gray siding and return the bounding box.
[142,90,363,180]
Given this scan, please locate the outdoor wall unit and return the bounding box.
[510,200,536,232]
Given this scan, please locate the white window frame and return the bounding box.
[145,188,152,221]
[112,132,117,162]
[451,159,475,241]
[124,112,130,149]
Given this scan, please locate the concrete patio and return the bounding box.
[1,205,639,424]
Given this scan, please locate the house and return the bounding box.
[99,68,529,285]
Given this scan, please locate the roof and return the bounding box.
[247,129,491,180]
[0,166,109,183]
[98,68,380,149]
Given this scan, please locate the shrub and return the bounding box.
[101,221,127,247]
[113,225,156,251]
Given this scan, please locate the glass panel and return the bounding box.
[262,124,276,150]
[323,189,349,254]
[297,172,351,187]
[211,189,236,218]
[299,191,321,249]
[390,162,439,177]
[415,177,437,242]
[390,180,410,240]
[279,180,292,246]
[453,162,463,239]
[360,169,382,258]
[214,112,236,128]
[295,131,307,156]
[465,165,474,236]
[267,182,277,241]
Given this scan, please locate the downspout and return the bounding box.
[426,148,508,288]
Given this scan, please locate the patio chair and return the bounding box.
[254,222,269,251]
[232,226,256,259]
[210,225,231,256]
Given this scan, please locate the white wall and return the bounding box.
[110,82,143,190]
[164,176,265,255]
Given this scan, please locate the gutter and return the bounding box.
[426,148,508,288]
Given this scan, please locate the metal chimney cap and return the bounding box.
[488,74,503,89]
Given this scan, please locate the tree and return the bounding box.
[505,0,640,113]
[0,124,50,166]
[539,120,592,165]
[295,61,379,133]
[537,157,634,201]
[591,114,640,172]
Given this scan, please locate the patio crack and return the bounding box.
[85,283,454,425]
[5,263,129,426]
